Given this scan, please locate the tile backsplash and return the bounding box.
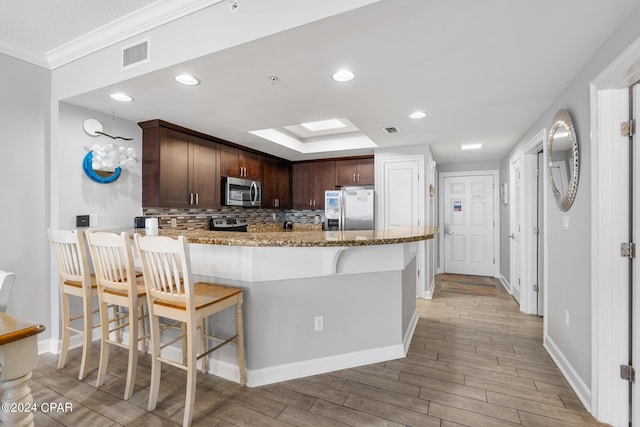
[142,207,324,231]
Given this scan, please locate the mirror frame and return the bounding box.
[548,109,579,211]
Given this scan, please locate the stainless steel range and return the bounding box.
[209,217,248,232]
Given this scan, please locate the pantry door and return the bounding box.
[442,173,496,276]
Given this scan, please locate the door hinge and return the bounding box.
[621,119,635,137]
[620,364,635,383]
[533,226,539,235]
[533,284,539,292]
[533,169,539,177]
[620,242,636,258]
[493,257,495,264]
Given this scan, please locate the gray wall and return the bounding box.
[438,160,501,173]
[499,5,640,388]
[0,54,51,336]
[57,103,143,229]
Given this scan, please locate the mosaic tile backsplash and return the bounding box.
[142,207,325,231]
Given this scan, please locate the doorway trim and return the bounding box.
[590,35,640,425]
[438,170,500,279]
[517,129,547,315]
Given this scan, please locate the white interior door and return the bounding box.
[510,156,522,300]
[443,174,495,276]
[383,160,420,227]
[537,151,544,316]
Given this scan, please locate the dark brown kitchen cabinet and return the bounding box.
[220,145,261,179]
[261,158,291,208]
[335,157,374,186]
[141,125,219,208]
[292,161,335,210]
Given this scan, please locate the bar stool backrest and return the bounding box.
[134,234,195,310]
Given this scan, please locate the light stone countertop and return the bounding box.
[128,225,437,247]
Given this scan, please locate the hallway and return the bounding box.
[29,275,601,426]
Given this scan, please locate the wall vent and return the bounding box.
[122,38,150,70]
[382,126,402,134]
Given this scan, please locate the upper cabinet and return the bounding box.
[335,157,374,186]
[141,123,219,208]
[140,120,374,211]
[292,161,336,210]
[220,145,261,179]
[262,158,291,209]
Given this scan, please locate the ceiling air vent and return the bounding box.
[382,126,402,134]
[122,38,150,70]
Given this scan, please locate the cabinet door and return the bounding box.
[292,163,314,209]
[242,152,262,180]
[313,161,336,210]
[274,161,291,208]
[335,159,358,186]
[220,146,241,177]
[261,159,277,208]
[159,129,191,207]
[191,139,219,208]
[356,158,374,185]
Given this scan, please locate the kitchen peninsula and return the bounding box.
[141,225,436,387]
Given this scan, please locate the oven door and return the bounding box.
[224,177,261,207]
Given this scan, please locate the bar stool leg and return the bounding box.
[236,297,246,386]
[57,292,70,371]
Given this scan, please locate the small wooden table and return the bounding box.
[0,313,45,427]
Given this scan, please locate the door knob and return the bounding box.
[509,233,515,239]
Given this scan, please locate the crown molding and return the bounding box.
[0,36,49,69]
[0,0,224,70]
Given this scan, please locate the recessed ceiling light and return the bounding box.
[332,69,355,82]
[110,93,133,102]
[300,119,347,131]
[461,143,483,151]
[409,111,427,119]
[174,74,200,86]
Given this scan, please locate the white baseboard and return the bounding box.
[544,335,592,412]
[246,344,406,387]
[404,309,419,354]
[499,273,511,294]
[424,278,435,299]
[42,328,102,355]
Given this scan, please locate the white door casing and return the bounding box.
[513,129,547,315]
[631,82,639,427]
[441,172,497,277]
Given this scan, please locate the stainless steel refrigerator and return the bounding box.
[324,186,375,231]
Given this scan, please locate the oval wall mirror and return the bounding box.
[548,109,579,211]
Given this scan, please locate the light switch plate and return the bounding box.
[562,215,569,231]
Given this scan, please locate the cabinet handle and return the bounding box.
[353,173,356,182]
[357,173,360,182]
[195,192,199,205]
[189,192,194,205]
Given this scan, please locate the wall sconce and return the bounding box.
[83,119,136,184]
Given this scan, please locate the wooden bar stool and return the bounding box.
[134,234,245,427]
[85,231,148,400]
[47,229,98,380]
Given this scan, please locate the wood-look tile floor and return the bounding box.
[32,274,603,426]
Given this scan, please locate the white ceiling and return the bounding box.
[2,0,639,164]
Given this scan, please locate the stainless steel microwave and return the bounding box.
[223,176,261,207]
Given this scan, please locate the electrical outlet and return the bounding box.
[564,310,570,327]
[314,315,324,332]
[171,218,177,227]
